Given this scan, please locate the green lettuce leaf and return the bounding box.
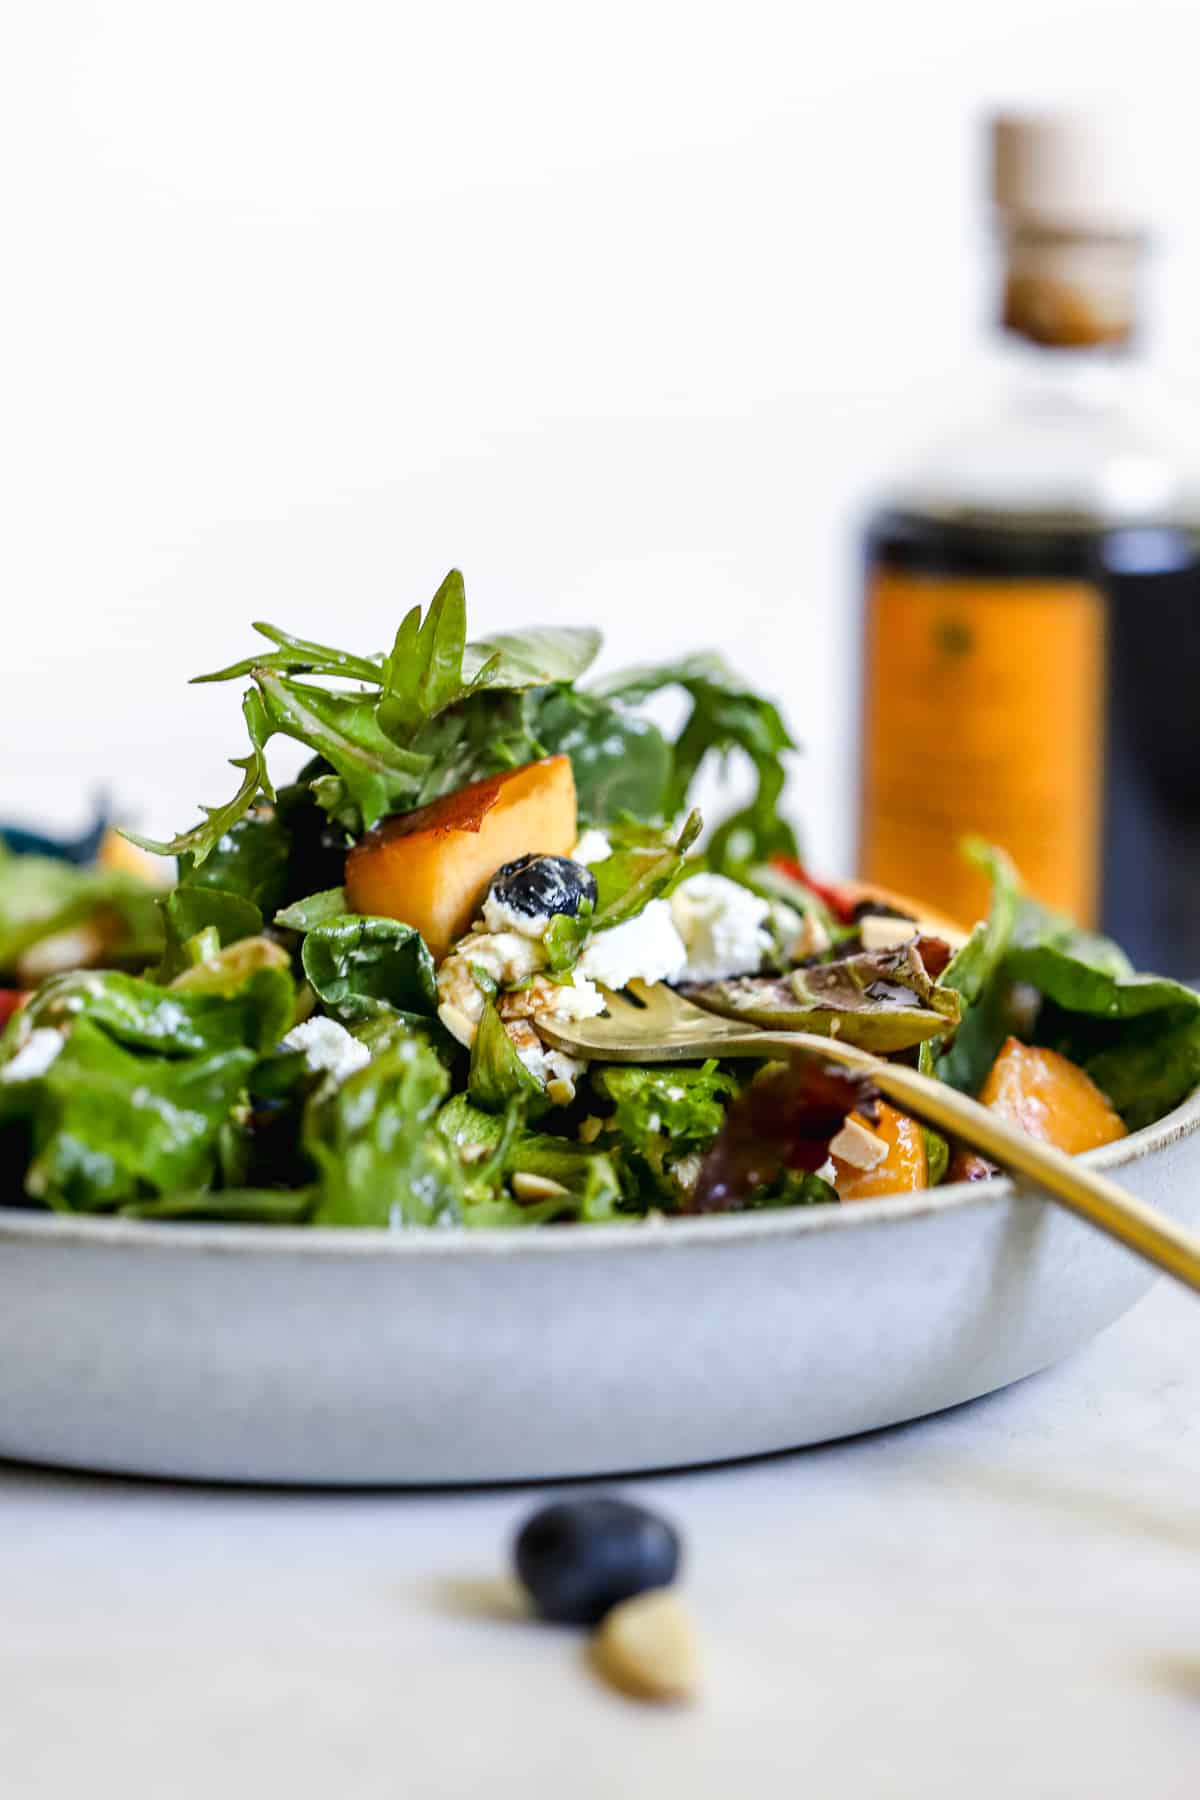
[305,1035,463,1227]
[22,966,293,1057]
[591,1059,737,1208]
[437,1094,622,1224]
[20,1019,256,1211]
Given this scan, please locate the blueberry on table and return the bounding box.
[488,855,597,923]
[513,1496,682,1625]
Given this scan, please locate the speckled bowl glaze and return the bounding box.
[2,1088,1198,1485]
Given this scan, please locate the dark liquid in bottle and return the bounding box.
[864,509,1200,975]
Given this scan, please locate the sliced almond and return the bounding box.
[591,1589,701,1703]
[829,1115,889,1171]
[437,1002,477,1049]
[858,913,918,952]
[511,1171,570,1202]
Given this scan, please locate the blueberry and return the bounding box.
[488,855,598,923]
[513,1496,682,1625]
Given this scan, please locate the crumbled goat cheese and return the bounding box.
[671,1153,703,1196]
[481,892,553,940]
[859,913,918,952]
[571,828,613,866]
[499,973,606,1024]
[670,874,772,983]
[829,1117,889,1171]
[578,899,688,990]
[435,930,550,1040]
[282,1017,370,1083]
[1,1028,64,1083]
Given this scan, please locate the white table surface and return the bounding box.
[2,1279,1196,1800]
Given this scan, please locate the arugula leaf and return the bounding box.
[124,689,276,867]
[378,570,476,744]
[274,887,348,931]
[193,623,381,686]
[306,1035,463,1228]
[467,1002,548,1114]
[19,1019,256,1211]
[255,672,429,831]
[591,809,703,929]
[300,915,438,1021]
[595,653,799,873]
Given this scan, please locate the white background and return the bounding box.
[3,2,1198,868]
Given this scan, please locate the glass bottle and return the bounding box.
[857,112,1200,973]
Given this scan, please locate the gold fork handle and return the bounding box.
[749,1033,1200,1296]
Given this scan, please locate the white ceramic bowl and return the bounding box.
[2,1089,1198,1485]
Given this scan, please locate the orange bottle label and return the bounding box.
[858,570,1106,927]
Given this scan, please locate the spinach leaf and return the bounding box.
[160,887,263,980]
[467,1002,547,1114]
[176,806,290,914]
[24,966,293,1057]
[528,687,671,827]
[1003,902,1196,1019]
[931,842,1021,1094]
[463,624,601,691]
[301,915,437,1021]
[306,1035,463,1228]
[21,1019,256,1211]
[1084,1014,1200,1131]
[274,887,347,931]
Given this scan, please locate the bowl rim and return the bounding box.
[3,1083,1198,1263]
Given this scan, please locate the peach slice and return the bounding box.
[344,755,578,960]
[975,1036,1127,1156]
[834,1103,928,1201]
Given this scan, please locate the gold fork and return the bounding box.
[539,980,1200,1294]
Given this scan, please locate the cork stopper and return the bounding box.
[990,112,1147,348]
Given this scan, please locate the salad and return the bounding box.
[2,571,1197,1229]
[0,808,162,1000]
